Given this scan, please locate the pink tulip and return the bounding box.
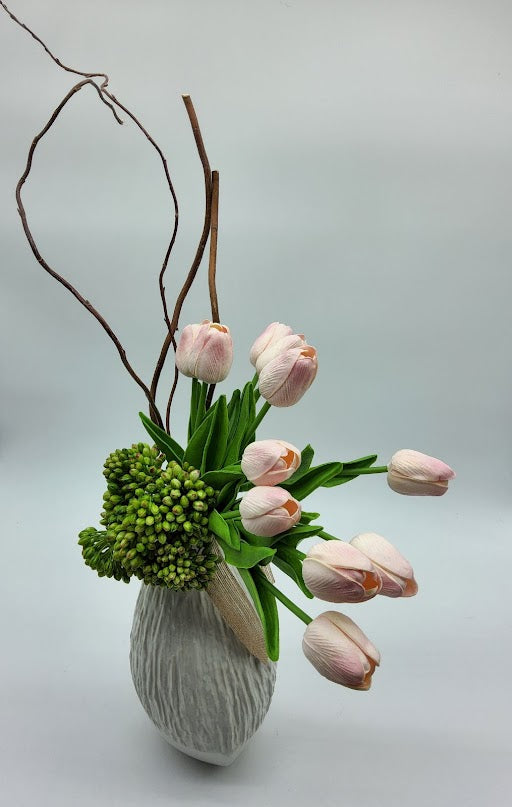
[387,449,456,496]
[242,439,301,486]
[302,541,382,603]
[249,322,294,367]
[254,333,306,374]
[350,533,418,598]
[258,345,318,407]
[175,320,233,384]
[302,611,380,690]
[239,486,301,537]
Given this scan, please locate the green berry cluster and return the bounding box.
[78,444,221,591]
[78,527,130,583]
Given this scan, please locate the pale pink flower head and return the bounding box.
[387,449,456,496]
[350,532,418,598]
[249,322,294,367]
[302,541,382,603]
[239,485,301,537]
[258,344,318,407]
[241,439,301,486]
[254,333,306,374]
[302,611,380,690]
[175,320,233,384]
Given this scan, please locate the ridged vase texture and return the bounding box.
[130,584,277,765]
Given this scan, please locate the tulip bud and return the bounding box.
[254,333,306,374]
[175,320,233,384]
[302,611,380,690]
[258,345,318,407]
[241,439,301,486]
[302,541,382,603]
[350,532,418,597]
[250,322,294,367]
[387,449,456,496]
[239,485,301,537]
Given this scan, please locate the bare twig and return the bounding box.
[15,78,163,426]
[205,384,216,411]
[2,0,182,427]
[152,94,214,421]
[0,1,110,87]
[103,90,179,334]
[165,358,179,434]
[208,170,220,324]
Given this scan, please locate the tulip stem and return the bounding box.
[196,382,208,425]
[255,569,312,625]
[340,466,388,476]
[247,401,271,437]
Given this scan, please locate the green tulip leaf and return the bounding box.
[216,477,244,511]
[284,444,315,485]
[188,379,201,440]
[238,568,279,662]
[342,454,378,470]
[209,509,240,549]
[282,462,343,500]
[275,523,324,548]
[300,510,320,524]
[139,412,184,463]
[183,403,217,468]
[201,395,229,472]
[322,454,379,487]
[273,547,313,599]
[201,465,244,489]
[227,388,242,424]
[223,382,255,466]
[252,567,280,661]
[216,535,275,568]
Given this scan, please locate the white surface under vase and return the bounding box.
[130,579,277,766]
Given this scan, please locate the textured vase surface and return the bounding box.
[130,583,277,765]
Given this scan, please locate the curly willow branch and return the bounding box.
[152,94,215,422]
[2,0,184,427]
[14,78,164,426]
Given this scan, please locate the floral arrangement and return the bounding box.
[3,2,455,692]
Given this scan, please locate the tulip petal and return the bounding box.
[388,449,456,482]
[250,322,293,366]
[255,333,306,373]
[302,560,381,603]
[303,613,378,689]
[350,533,413,581]
[324,611,381,666]
[239,486,291,518]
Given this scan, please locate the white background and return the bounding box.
[1,1,511,805]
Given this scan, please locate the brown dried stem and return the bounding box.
[2,0,182,426]
[153,94,215,422]
[103,89,179,334]
[208,170,220,324]
[15,78,163,426]
[0,1,110,87]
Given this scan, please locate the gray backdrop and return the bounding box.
[1,1,511,805]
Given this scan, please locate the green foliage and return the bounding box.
[272,548,313,599]
[139,413,184,463]
[282,462,343,500]
[284,444,314,485]
[239,567,280,662]
[322,454,379,487]
[216,535,275,568]
[223,382,255,466]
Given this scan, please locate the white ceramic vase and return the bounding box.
[130,577,277,766]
